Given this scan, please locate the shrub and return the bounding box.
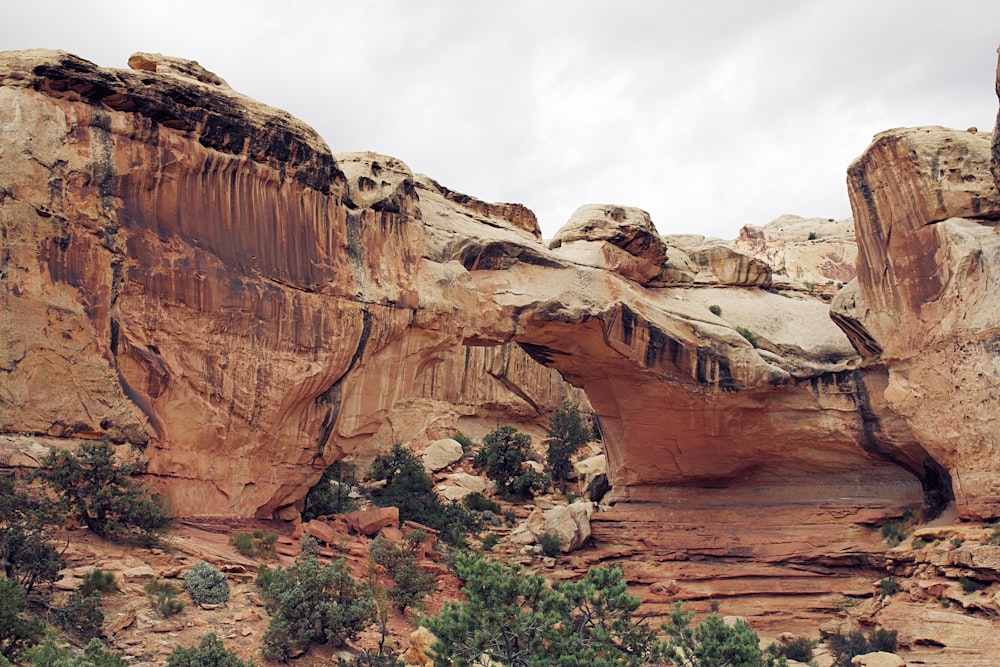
[769,635,817,662]
[709,304,722,316]
[367,445,477,545]
[881,521,905,546]
[258,541,375,661]
[166,633,255,667]
[424,555,667,666]
[231,531,254,556]
[538,532,563,558]
[878,577,901,596]
[545,401,591,487]
[303,461,358,522]
[81,569,117,596]
[481,534,500,552]
[808,231,818,240]
[369,534,435,613]
[20,637,128,667]
[663,604,786,667]
[960,576,988,593]
[34,439,171,545]
[0,578,44,661]
[451,433,475,453]
[735,326,760,348]
[950,536,964,548]
[144,580,184,618]
[336,652,403,667]
[912,537,930,549]
[231,530,278,559]
[828,628,897,667]
[0,476,63,596]
[866,628,898,653]
[462,492,501,514]
[184,561,230,605]
[474,426,548,499]
[57,590,106,638]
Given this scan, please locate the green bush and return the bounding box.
[303,462,358,522]
[20,637,127,667]
[231,532,254,557]
[369,533,435,613]
[769,635,817,662]
[231,530,278,559]
[258,539,375,661]
[451,433,475,454]
[538,532,563,558]
[0,477,63,596]
[735,326,760,348]
[144,580,183,618]
[57,590,106,638]
[0,578,44,661]
[828,628,897,667]
[367,444,478,545]
[335,652,403,667]
[912,537,930,549]
[424,555,667,667]
[878,577,901,596]
[184,561,230,606]
[35,439,172,545]
[960,576,988,593]
[480,534,500,552]
[709,304,722,316]
[81,569,117,596]
[474,426,548,499]
[545,401,591,487]
[166,633,255,667]
[461,492,501,514]
[881,521,905,546]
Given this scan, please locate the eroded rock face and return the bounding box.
[0,49,972,528]
[833,125,1000,519]
[735,214,857,286]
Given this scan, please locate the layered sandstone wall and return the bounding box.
[1,48,993,527]
[832,125,1000,519]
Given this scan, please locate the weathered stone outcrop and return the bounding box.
[833,125,1000,519]
[0,49,978,534]
[735,214,857,286]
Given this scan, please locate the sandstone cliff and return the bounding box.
[0,49,995,550]
[831,125,1000,520]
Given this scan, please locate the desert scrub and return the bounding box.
[537,532,563,558]
[184,561,230,605]
[145,580,184,618]
[878,577,901,596]
[735,326,759,348]
[709,304,722,316]
[231,529,278,559]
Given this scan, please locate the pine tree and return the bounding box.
[545,401,591,487]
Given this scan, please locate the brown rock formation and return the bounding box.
[735,214,857,286]
[833,125,1000,519]
[0,49,980,540]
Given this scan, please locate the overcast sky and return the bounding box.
[3,1,999,239]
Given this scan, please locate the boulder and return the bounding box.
[549,204,668,283]
[446,472,491,494]
[850,652,905,667]
[403,626,437,667]
[305,519,343,546]
[422,439,464,472]
[345,507,399,537]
